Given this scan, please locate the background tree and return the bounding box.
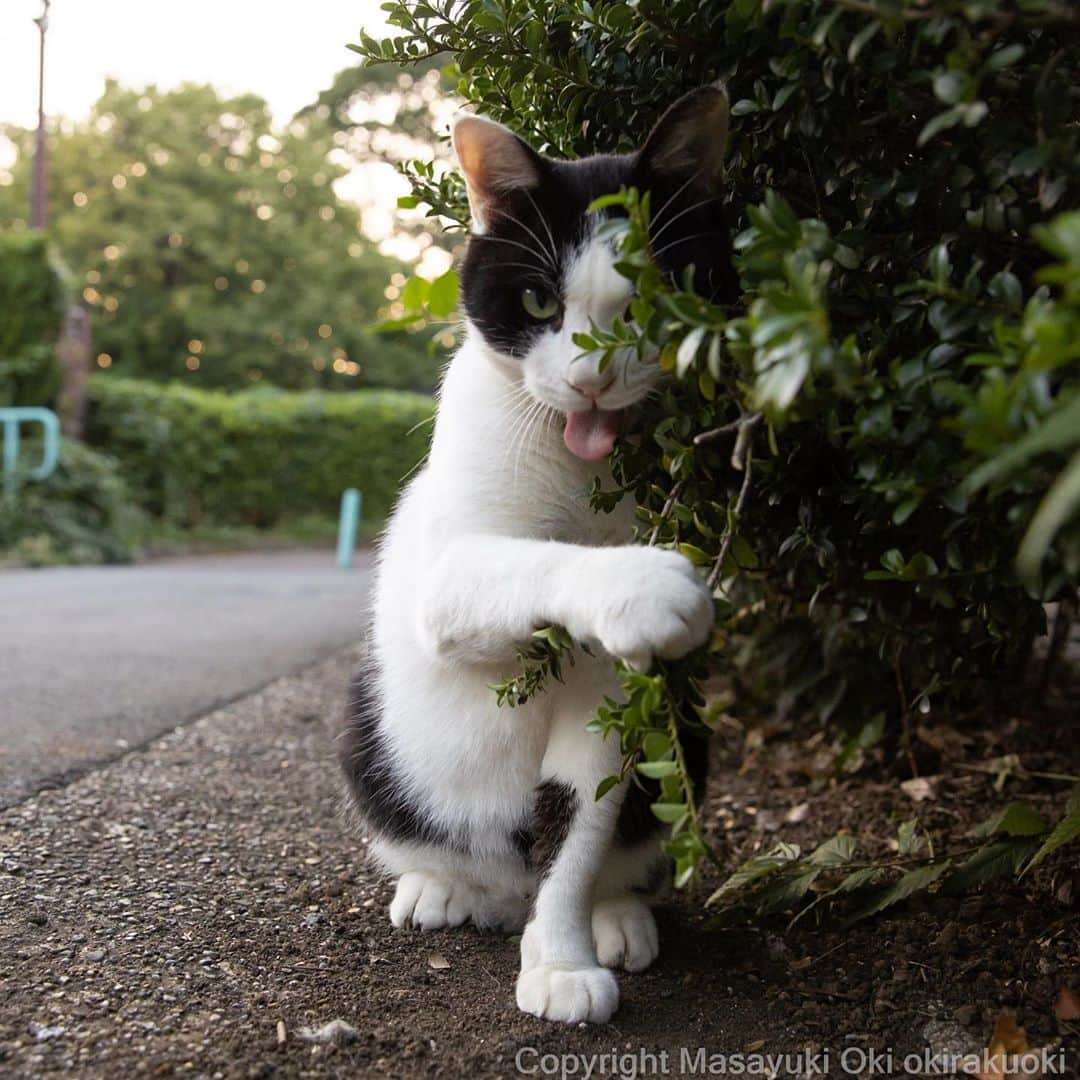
[0,80,437,391]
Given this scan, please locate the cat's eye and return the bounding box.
[521,287,560,321]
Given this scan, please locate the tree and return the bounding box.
[357,0,1080,889]
[0,81,437,392]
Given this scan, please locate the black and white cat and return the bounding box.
[342,85,736,1024]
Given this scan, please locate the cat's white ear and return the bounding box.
[639,83,730,189]
[452,113,543,232]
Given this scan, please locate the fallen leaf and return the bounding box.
[1055,986,1080,1022]
[427,953,451,970]
[901,776,937,802]
[969,1011,1036,1080]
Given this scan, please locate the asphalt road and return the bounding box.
[0,549,373,807]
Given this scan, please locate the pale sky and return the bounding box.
[0,0,390,128]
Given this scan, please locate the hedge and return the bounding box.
[360,0,1080,883]
[0,437,143,566]
[86,376,434,528]
[0,232,65,407]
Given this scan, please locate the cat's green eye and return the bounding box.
[521,287,560,321]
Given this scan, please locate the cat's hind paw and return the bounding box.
[515,964,619,1024]
[389,870,476,930]
[592,896,659,972]
[389,871,527,932]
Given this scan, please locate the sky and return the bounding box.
[0,0,389,129]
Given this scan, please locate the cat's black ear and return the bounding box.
[639,83,730,190]
[452,114,544,232]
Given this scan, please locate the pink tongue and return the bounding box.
[563,408,622,461]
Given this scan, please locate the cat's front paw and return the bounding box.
[589,548,713,670]
[515,964,619,1024]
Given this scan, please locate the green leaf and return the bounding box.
[849,862,951,923]
[595,775,620,801]
[676,327,706,377]
[942,838,1041,895]
[426,270,459,318]
[1018,449,1080,585]
[636,760,679,779]
[706,843,801,906]
[400,274,431,310]
[972,801,1047,839]
[1025,786,1080,871]
[962,397,1080,495]
[808,834,857,867]
[651,802,689,824]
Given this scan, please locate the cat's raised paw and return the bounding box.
[592,896,659,972]
[515,964,619,1024]
[389,871,477,930]
[590,547,713,670]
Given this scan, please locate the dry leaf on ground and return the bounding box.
[968,1012,1039,1080]
[901,776,937,802]
[1054,987,1080,1022]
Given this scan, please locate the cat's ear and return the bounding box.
[452,114,543,232]
[639,83,730,190]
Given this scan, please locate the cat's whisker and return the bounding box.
[647,168,703,237]
[509,399,544,488]
[524,190,560,269]
[650,228,728,263]
[649,194,720,249]
[489,206,558,273]
[501,394,542,474]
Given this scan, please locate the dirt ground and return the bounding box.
[1,643,1076,1079]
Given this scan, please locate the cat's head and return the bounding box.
[453,85,736,461]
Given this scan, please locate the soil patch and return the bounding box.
[1,644,1076,1078]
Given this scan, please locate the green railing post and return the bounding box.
[336,488,362,569]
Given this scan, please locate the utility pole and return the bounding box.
[30,0,51,230]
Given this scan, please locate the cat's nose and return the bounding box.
[567,372,616,399]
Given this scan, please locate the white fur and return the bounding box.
[367,230,712,1023]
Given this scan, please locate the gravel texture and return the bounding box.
[0,643,1076,1078]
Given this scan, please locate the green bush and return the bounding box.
[360,0,1080,882]
[0,232,65,407]
[86,376,434,528]
[0,437,143,566]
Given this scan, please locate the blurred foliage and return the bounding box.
[86,376,434,528]
[0,437,143,566]
[358,0,1080,885]
[0,232,66,407]
[303,55,459,249]
[0,81,437,393]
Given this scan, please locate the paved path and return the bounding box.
[0,549,373,806]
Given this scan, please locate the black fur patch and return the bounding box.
[461,152,737,360]
[339,669,462,851]
[528,780,578,877]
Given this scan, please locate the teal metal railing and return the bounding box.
[336,487,363,569]
[1,407,60,497]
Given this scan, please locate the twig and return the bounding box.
[707,432,756,590]
[648,480,684,546]
[1039,594,1075,702]
[693,419,742,446]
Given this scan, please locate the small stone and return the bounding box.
[954,1005,977,1027]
